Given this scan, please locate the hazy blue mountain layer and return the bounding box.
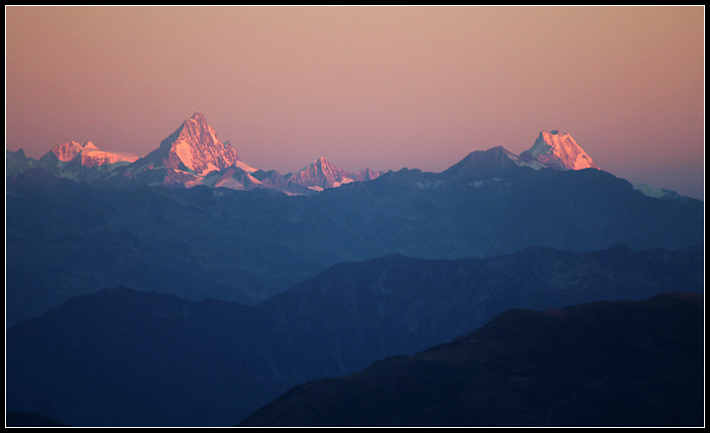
[6,152,703,326]
[6,246,703,426]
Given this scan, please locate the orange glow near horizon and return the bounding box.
[6,6,704,199]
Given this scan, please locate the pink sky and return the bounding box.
[6,7,704,199]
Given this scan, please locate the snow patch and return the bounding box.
[174,140,195,171]
[236,160,258,173]
[215,178,246,190]
[246,174,264,186]
[573,152,595,170]
[416,180,443,190]
[204,162,219,174]
[632,182,678,199]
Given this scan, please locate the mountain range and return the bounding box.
[8,112,691,202]
[7,112,612,194]
[6,112,380,194]
[5,111,705,426]
[6,246,704,426]
[5,113,704,326]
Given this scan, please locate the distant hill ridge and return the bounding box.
[6,245,704,426]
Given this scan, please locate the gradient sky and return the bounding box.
[6,6,705,199]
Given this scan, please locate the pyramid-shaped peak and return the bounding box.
[142,111,240,177]
[289,156,352,189]
[300,157,340,174]
[179,112,221,141]
[189,111,208,125]
[303,156,339,173]
[441,146,519,179]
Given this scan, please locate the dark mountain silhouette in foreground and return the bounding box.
[6,246,703,426]
[239,293,704,427]
[6,412,68,427]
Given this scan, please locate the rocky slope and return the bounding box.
[6,148,39,175]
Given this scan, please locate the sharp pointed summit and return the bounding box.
[189,111,208,126]
[288,156,355,190]
[158,111,240,176]
[520,130,599,171]
[123,112,247,186]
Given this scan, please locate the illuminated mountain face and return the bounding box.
[519,130,599,171]
[158,111,240,176]
[48,141,139,167]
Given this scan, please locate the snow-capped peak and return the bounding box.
[49,141,138,167]
[289,156,354,189]
[51,141,85,162]
[520,130,599,171]
[311,156,339,176]
[161,112,240,176]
